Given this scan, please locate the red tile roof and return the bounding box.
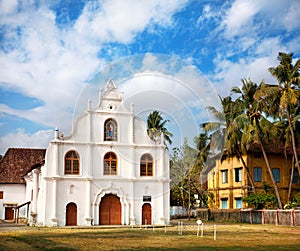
[0,148,46,184]
[247,141,300,155]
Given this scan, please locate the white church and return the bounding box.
[0,79,170,226]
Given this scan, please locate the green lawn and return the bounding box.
[0,223,299,250]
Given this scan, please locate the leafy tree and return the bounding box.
[170,146,187,207]
[191,132,211,208]
[170,136,212,209]
[147,110,173,146]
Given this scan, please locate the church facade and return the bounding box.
[0,80,170,226]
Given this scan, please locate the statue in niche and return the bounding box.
[107,123,113,139]
[105,119,117,141]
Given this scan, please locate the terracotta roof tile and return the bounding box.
[247,141,300,155]
[0,148,46,184]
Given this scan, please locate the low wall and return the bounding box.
[240,209,300,226]
[196,209,240,222]
[194,208,300,226]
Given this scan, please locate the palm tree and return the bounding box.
[256,52,300,179]
[228,79,262,193]
[147,110,173,145]
[204,93,257,193]
[194,132,210,168]
[202,96,231,155]
[232,79,283,208]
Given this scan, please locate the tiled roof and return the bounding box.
[247,141,300,155]
[0,148,46,184]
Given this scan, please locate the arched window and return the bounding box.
[140,154,153,176]
[104,118,117,141]
[104,152,117,175]
[65,151,80,175]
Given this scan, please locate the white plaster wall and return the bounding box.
[134,117,153,145]
[0,184,26,220]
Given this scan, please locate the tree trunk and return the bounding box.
[287,110,300,180]
[259,141,283,209]
[237,150,256,193]
[287,156,295,202]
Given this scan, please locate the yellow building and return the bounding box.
[207,145,300,209]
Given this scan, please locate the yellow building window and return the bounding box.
[272,168,280,183]
[254,167,262,182]
[235,198,242,209]
[221,198,228,209]
[221,170,228,184]
[234,167,242,182]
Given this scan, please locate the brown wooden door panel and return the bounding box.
[5,207,14,220]
[66,203,77,226]
[142,203,152,225]
[99,194,121,225]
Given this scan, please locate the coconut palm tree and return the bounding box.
[204,93,257,193]
[147,110,173,145]
[255,52,300,179]
[194,132,210,167]
[232,79,283,208]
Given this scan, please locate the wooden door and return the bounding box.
[5,207,14,220]
[99,194,121,225]
[66,202,77,226]
[142,203,152,225]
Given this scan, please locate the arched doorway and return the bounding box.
[142,203,152,225]
[66,202,77,226]
[99,194,121,225]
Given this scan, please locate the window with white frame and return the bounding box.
[221,170,228,184]
[234,167,242,182]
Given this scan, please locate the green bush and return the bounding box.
[242,192,277,209]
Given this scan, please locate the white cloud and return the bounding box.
[205,0,299,96]
[0,129,53,155]
[74,0,188,44]
[222,0,259,38]
[282,1,300,31]
[0,0,188,152]
[220,0,300,39]
[0,0,18,15]
[211,53,279,97]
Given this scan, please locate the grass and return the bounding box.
[0,222,299,250]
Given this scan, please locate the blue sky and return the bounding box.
[0,0,299,154]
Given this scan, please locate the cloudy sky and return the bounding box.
[0,0,299,155]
